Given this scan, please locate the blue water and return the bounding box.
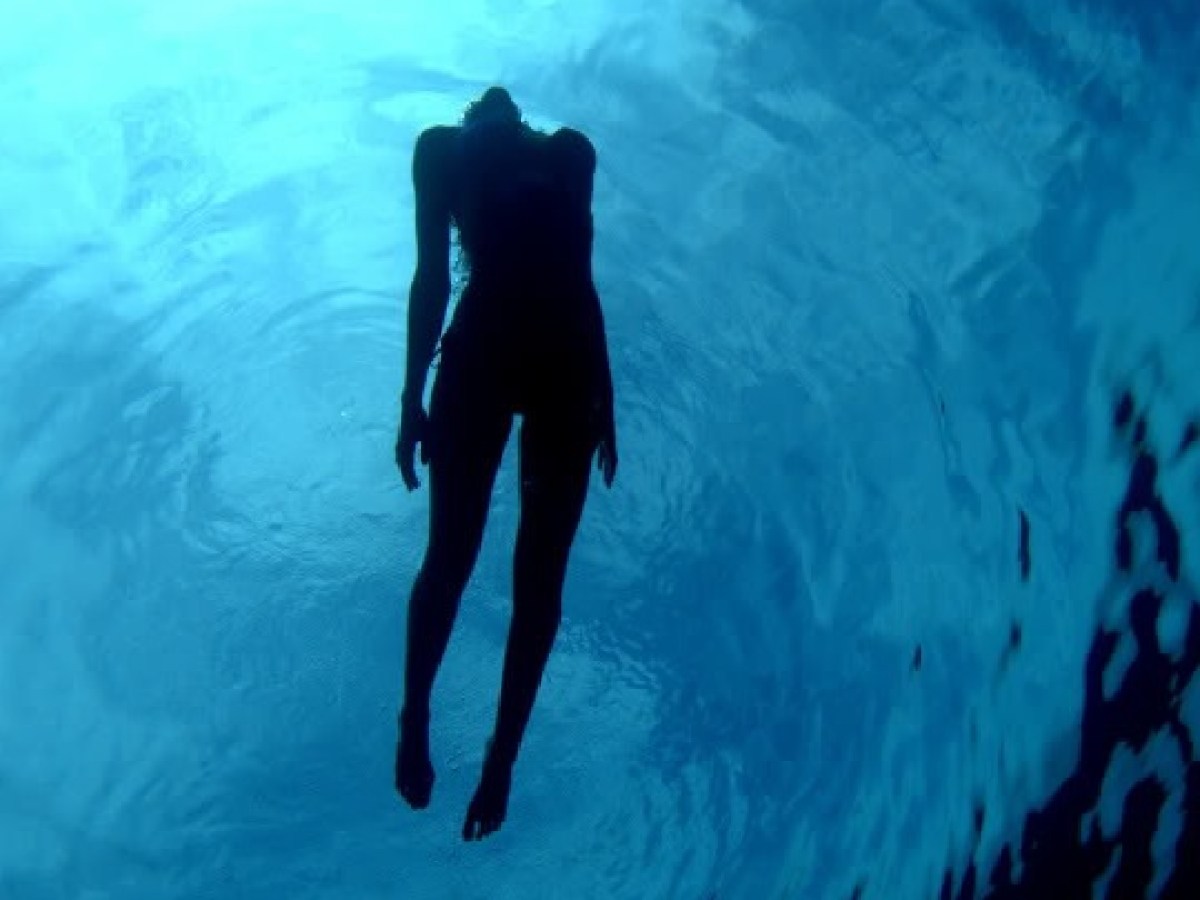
[2,2,1198,898]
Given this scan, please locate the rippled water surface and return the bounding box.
[2,1,1198,898]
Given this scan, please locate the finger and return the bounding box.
[401,461,419,491]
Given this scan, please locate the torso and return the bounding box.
[447,122,595,341]
[427,121,602,414]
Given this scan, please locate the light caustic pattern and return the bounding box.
[1,1,1198,898]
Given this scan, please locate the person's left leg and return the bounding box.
[397,350,512,812]
[461,412,595,840]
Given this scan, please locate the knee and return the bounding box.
[514,537,567,582]
[417,545,475,601]
[513,572,563,627]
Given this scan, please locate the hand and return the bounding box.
[396,399,430,491]
[595,400,617,489]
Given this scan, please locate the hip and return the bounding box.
[433,322,599,417]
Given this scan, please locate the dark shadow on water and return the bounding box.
[929,389,1200,900]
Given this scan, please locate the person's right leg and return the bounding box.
[396,373,511,810]
[462,407,595,839]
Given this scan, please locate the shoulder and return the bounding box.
[413,125,459,184]
[415,124,459,156]
[550,127,596,170]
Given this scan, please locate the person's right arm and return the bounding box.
[559,128,618,487]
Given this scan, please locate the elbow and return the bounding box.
[411,267,451,300]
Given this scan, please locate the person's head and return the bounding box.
[462,86,521,130]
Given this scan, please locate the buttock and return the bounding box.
[437,326,594,410]
[426,328,597,464]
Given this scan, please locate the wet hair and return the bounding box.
[462,86,521,129]
[452,87,532,283]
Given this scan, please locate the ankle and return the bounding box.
[400,703,430,730]
[484,736,516,773]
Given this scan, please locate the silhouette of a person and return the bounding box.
[393,86,617,841]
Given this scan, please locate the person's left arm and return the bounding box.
[396,126,455,490]
[402,125,456,407]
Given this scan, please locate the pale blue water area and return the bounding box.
[2,2,1198,898]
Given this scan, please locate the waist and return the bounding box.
[454,280,597,334]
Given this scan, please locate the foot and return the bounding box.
[395,709,435,810]
[462,741,513,841]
